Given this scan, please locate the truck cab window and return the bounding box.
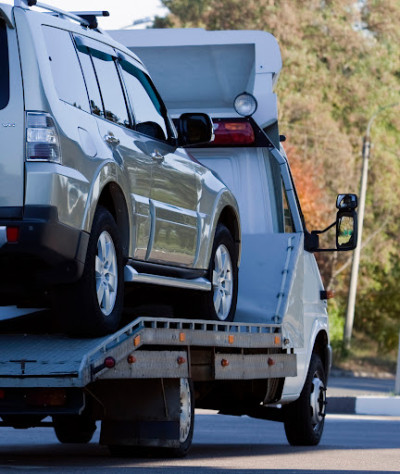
[282,183,295,233]
[119,59,168,140]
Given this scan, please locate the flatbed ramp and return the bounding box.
[0,317,295,387]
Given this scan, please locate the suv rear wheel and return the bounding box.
[59,206,124,337]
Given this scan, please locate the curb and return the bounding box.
[328,396,400,416]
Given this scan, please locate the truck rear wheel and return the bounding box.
[108,378,194,458]
[201,224,238,322]
[59,206,124,337]
[170,377,195,457]
[283,353,327,446]
[53,415,96,444]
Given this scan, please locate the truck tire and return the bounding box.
[170,377,195,457]
[60,206,124,337]
[200,224,238,322]
[283,353,327,446]
[53,415,96,444]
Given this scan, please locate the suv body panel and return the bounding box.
[0,4,241,302]
[0,19,24,208]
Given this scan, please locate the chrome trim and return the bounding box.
[124,265,211,291]
[0,227,7,248]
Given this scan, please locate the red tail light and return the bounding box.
[6,227,19,243]
[213,120,255,145]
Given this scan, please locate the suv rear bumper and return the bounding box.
[0,205,89,285]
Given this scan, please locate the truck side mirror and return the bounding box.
[305,193,358,252]
[177,113,215,147]
[336,193,358,210]
[336,210,358,251]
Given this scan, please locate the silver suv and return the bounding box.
[0,1,241,336]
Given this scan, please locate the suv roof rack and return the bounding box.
[14,0,109,30]
[70,11,110,29]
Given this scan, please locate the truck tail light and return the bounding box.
[6,226,19,243]
[26,112,61,163]
[213,119,255,145]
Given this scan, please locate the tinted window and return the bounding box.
[120,60,167,140]
[74,42,103,117]
[91,51,130,127]
[42,26,89,112]
[0,20,9,110]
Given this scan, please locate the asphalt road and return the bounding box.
[328,375,395,397]
[0,411,399,473]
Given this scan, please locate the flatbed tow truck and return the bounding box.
[0,315,294,455]
[0,12,358,457]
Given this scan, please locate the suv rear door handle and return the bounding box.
[151,150,164,162]
[105,134,120,146]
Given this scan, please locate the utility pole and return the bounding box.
[344,135,370,349]
[344,103,399,349]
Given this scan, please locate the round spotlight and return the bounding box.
[233,92,258,117]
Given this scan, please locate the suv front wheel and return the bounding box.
[59,206,124,337]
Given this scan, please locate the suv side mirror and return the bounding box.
[177,113,214,147]
[305,193,358,252]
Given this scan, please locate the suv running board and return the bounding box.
[124,265,211,291]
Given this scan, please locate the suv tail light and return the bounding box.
[26,112,61,163]
[213,119,255,145]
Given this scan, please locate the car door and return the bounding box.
[74,36,153,260]
[118,57,199,267]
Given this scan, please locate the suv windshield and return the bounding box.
[0,19,9,110]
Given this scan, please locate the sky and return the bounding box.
[4,1,169,29]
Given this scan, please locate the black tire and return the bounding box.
[53,415,96,444]
[60,206,124,337]
[169,377,195,457]
[283,353,327,446]
[200,224,238,322]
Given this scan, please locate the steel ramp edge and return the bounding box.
[0,317,282,386]
[88,317,283,379]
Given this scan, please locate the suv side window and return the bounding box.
[74,42,103,117]
[90,51,130,128]
[119,59,168,140]
[42,26,90,113]
[0,20,9,110]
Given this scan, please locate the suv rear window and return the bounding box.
[0,20,9,110]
